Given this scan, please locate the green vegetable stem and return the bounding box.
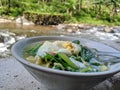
[58,52,78,69]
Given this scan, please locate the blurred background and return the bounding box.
[0,1,120,90]
[0,0,120,57]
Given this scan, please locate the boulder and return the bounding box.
[15,16,34,25]
[104,26,113,33]
[112,27,120,33]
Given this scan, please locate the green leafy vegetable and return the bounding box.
[44,53,68,68]
[24,40,109,73]
[58,52,78,69]
[91,62,101,66]
[52,63,65,70]
[80,66,92,72]
[26,43,42,56]
[72,40,80,45]
[80,46,95,62]
[44,53,57,62]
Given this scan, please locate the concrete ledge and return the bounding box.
[0,58,44,90]
[0,58,120,90]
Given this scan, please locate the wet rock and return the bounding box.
[15,17,22,24]
[0,30,15,37]
[104,26,113,33]
[16,16,34,25]
[75,29,81,34]
[0,30,26,58]
[0,35,4,42]
[96,26,105,31]
[0,31,16,47]
[78,24,91,29]
[114,33,120,38]
[95,32,118,40]
[67,24,78,27]
[16,35,27,41]
[67,24,93,30]
[87,27,98,33]
[112,27,120,33]
[88,26,112,33]
[67,29,73,33]
[4,36,16,45]
[0,43,7,52]
[56,24,67,30]
[30,30,37,33]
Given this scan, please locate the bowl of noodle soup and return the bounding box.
[11,36,120,90]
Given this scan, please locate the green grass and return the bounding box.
[66,15,120,26]
[24,10,65,16]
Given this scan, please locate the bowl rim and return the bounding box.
[11,36,120,76]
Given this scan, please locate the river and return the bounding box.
[0,22,120,58]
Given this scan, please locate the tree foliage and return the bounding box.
[0,0,119,24]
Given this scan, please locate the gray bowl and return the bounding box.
[11,36,120,90]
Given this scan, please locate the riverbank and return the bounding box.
[0,16,120,90]
[0,15,120,27]
[0,20,120,58]
[0,16,120,33]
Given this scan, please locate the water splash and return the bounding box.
[0,30,26,57]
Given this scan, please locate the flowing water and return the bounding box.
[0,22,120,58]
[0,22,66,57]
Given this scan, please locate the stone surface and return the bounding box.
[112,27,120,33]
[0,58,44,90]
[0,56,120,90]
[15,16,34,25]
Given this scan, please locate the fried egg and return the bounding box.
[37,41,81,57]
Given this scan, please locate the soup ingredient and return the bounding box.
[58,52,78,69]
[26,43,42,56]
[36,41,81,57]
[24,40,109,72]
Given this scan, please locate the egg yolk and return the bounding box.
[62,42,74,52]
